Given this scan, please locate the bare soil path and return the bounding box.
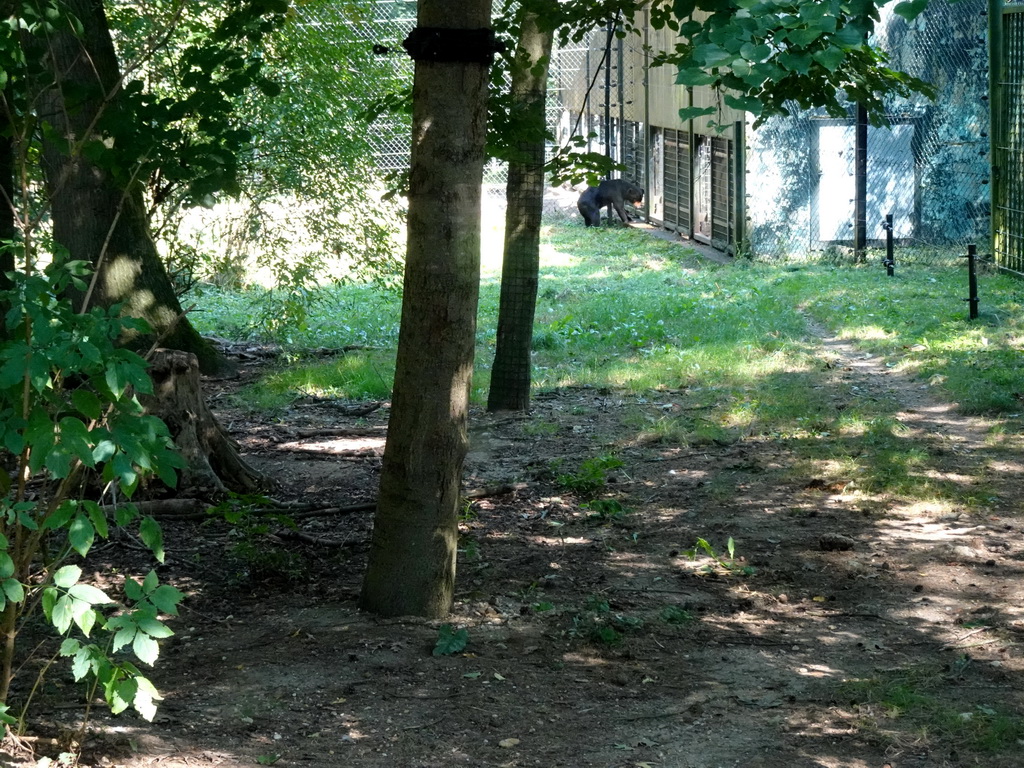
[7,304,1024,768]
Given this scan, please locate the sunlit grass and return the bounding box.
[840,667,1024,755]
[196,220,1024,462]
[241,351,395,410]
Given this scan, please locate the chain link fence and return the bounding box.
[547,3,992,266]
[291,1,416,174]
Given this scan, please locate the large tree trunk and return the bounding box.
[32,0,224,374]
[141,350,267,497]
[360,0,493,618]
[487,11,553,412]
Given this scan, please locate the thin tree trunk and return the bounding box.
[33,0,224,373]
[487,11,553,412]
[360,0,493,618]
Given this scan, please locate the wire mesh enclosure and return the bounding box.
[551,3,992,264]
[993,0,1024,277]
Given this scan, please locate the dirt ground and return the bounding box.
[7,264,1024,768]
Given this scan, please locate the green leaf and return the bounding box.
[672,0,696,17]
[779,51,812,75]
[786,27,821,47]
[1,579,23,605]
[675,68,715,87]
[133,675,162,721]
[52,594,75,634]
[114,503,138,527]
[894,0,928,21]
[834,24,866,48]
[69,514,96,557]
[42,500,76,531]
[693,43,731,67]
[678,106,715,122]
[724,94,765,114]
[110,677,137,715]
[112,625,137,653]
[92,438,116,463]
[41,587,56,621]
[139,517,165,563]
[123,577,144,603]
[59,638,81,657]
[148,584,184,616]
[0,704,17,727]
[740,42,771,62]
[432,624,469,656]
[84,501,110,540]
[68,583,113,605]
[71,647,92,680]
[53,564,82,589]
[0,554,14,581]
[74,606,97,637]
[57,417,96,468]
[133,632,160,665]
[137,617,174,639]
[71,389,103,421]
[813,47,845,72]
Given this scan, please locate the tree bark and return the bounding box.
[487,11,554,412]
[32,0,224,373]
[141,349,267,497]
[360,0,493,618]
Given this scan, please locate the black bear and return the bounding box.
[577,179,644,227]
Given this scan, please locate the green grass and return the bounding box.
[193,219,1024,453]
[840,666,1024,754]
[239,350,395,410]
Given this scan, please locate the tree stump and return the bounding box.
[141,349,269,497]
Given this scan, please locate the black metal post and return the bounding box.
[883,214,894,276]
[854,104,868,261]
[966,244,980,320]
[604,20,613,165]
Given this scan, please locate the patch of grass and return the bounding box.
[569,595,644,646]
[775,263,1024,416]
[659,605,694,624]
[191,282,403,348]
[581,498,630,523]
[521,419,559,437]
[555,454,624,496]
[196,220,1023,516]
[841,666,1024,754]
[236,350,395,411]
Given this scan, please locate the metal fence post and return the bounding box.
[883,214,895,276]
[966,244,980,320]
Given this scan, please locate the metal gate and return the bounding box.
[663,128,691,234]
[993,1,1024,276]
[711,136,734,250]
[622,120,645,187]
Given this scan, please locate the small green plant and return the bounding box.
[522,419,559,436]
[556,454,624,496]
[684,537,757,576]
[433,624,469,656]
[659,605,694,624]
[0,263,185,728]
[569,595,644,646]
[458,498,478,522]
[209,495,307,584]
[458,537,481,562]
[581,498,629,522]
